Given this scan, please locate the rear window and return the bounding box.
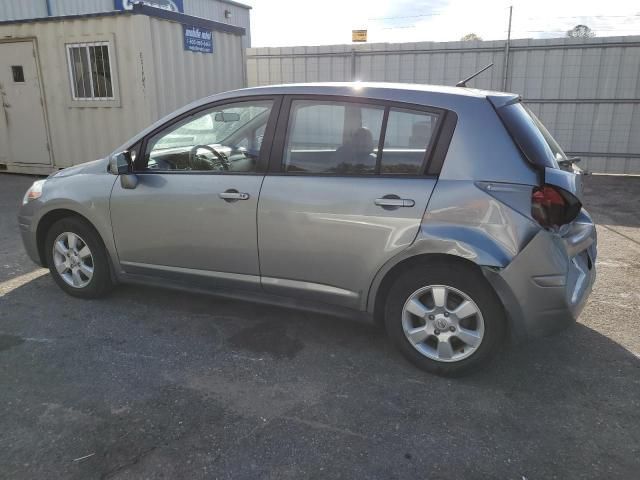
[497,102,565,169]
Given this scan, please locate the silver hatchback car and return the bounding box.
[18,83,597,376]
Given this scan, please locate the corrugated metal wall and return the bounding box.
[0,0,47,20]
[184,0,250,47]
[147,15,246,119]
[0,0,111,19]
[0,0,252,47]
[0,15,156,170]
[49,0,113,16]
[247,36,640,174]
[0,12,245,170]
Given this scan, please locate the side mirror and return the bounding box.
[109,151,139,189]
[109,151,132,175]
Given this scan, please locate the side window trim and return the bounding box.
[374,108,390,174]
[268,94,456,177]
[135,95,283,175]
[267,95,293,173]
[425,110,458,176]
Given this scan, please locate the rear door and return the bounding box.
[257,96,454,309]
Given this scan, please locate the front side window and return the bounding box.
[284,100,384,174]
[66,42,114,100]
[142,100,273,172]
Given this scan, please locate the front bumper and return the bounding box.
[484,209,597,341]
[18,213,43,267]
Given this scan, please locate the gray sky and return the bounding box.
[242,0,640,47]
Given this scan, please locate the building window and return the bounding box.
[11,66,25,83]
[66,42,114,100]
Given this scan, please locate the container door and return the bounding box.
[0,41,51,167]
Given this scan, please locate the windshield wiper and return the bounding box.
[558,156,581,167]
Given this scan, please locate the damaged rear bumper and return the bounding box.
[483,209,597,341]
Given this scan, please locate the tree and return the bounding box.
[566,25,595,38]
[460,33,483,41]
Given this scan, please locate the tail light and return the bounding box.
[531,184,581,229]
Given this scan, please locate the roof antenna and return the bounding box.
[456,63,494,87]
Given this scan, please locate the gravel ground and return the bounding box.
[0,173,639,479]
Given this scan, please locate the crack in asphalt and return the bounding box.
[599,223,640,248]
[100,444,161,480]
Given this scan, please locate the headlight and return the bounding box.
[22,179,46,205]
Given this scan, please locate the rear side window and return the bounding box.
[497,102,564,169]
[282,99,441,175]
[284,100,384,174]
[381,108,438,174]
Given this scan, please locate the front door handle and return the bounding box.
[219,190,250,202]
[375,196,415,208]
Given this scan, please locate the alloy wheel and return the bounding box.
[401,285,485,362]
[52,232,94,288]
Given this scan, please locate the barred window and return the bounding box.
[66,42,114,100]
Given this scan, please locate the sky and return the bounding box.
[242,0,640,47]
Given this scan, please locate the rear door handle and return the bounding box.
[219,190,250,201]
[375,197,415,208]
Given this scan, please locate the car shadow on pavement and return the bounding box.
[1,273,639,479]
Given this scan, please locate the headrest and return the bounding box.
[349,127,374,154]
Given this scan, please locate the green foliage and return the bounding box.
[566,25,595,38]
[460,33,483,41]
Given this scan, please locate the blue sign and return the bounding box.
[184,25,214,53]
[115,0,184,12]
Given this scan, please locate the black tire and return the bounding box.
[384,261,506,377]
[44,217,114,299]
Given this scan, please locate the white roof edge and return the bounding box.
[218,0,252,10]
[223,82,520,101]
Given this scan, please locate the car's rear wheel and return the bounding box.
[44,217,113,298]
[384,262,506,376]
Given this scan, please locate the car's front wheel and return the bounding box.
[44,217,113,298]
[385,262,506,376]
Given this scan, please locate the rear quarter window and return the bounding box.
[380,108,439,175]
[497,102,564,169]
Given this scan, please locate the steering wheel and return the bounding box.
[188,145,230,171]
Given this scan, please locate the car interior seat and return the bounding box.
[334,127,376,173]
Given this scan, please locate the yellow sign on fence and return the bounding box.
[352,30,367,42]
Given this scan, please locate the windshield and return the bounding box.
[497,102,564,169]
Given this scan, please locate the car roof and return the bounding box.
[114,82,520,155]
[216,82,521,108]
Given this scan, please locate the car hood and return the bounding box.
[50,158,109,178]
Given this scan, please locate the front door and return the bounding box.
[110,97,278,291]
[0,41,51,166]
[258,97,446,309]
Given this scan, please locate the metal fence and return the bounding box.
[247,36,640,174]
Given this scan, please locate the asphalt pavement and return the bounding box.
[1,173,639,479]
